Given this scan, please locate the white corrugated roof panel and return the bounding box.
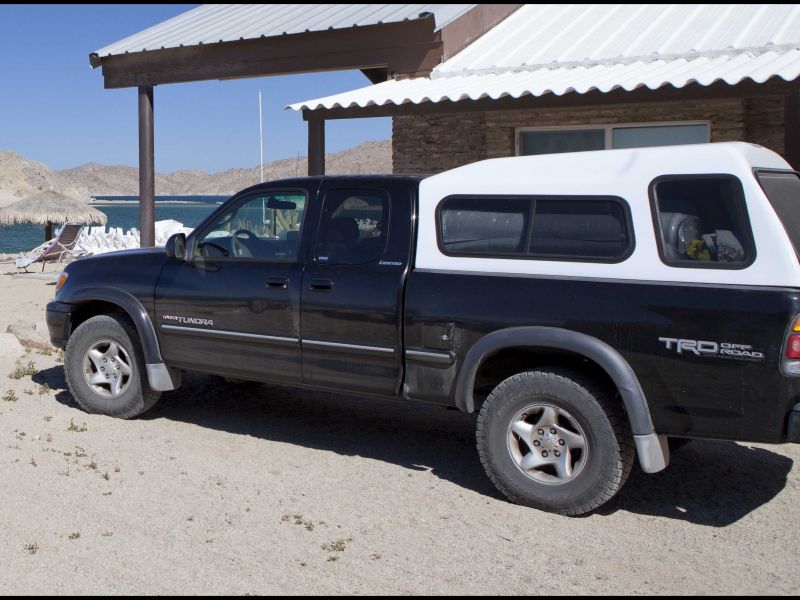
[437,4,800,76]
[290,49,800,110]
[289,4,800,111]
[93,4,476,59]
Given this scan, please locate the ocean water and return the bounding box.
[0,198,225,253]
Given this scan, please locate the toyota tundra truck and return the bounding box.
[46,142,800,515]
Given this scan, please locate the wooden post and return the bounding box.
[138,85,155,247]
[45,221,53,242]
[308,116,325,176]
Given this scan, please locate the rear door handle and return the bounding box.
[310,279,333,292]
[266,277,289,289]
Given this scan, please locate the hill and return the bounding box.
[0,140,392,206]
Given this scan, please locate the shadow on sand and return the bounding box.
[34,367,793,526]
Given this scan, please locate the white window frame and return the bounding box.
[515,120,711,155]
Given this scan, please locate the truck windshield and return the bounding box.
[756,170,800,258]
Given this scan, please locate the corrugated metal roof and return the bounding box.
[437,4,800,76]
[290,49,800,110]
[93,4,476,59]
[289,4,800,111]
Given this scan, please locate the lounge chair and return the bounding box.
[15,223,84,272]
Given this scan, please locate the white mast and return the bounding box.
[258,90,264,183]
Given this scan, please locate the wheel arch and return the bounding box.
[64,287,179,392]
[455,326,668,473]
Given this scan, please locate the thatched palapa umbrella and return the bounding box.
[0,190,107,242]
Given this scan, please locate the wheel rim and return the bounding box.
[82,339,133,398]
[507,403,589,485]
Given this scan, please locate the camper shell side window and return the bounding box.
[649,174,756,270]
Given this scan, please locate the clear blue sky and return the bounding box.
[0,4,390,173]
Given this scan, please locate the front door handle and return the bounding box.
[310,279,333,292]
[266,277,289,289]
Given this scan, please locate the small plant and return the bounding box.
[101,472,110,481]
[101,532,113,537]
[23,389,33,396]
[46,434,52,443]
[321,538,352,553]
[55,349,64,364]
[68,532,80,540]
[3,390,18,402]
[86,461,97,470]
[37,346,53,357]
[39,384,51,396]
[73,447,87,458]
[9,360,36,380]
[29,457,37,467]
[24,542,38,555]
[43,415,52,422]
[67,419,87,433]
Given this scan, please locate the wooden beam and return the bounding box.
[308,117,325,176]
[786,90,800,170]
[138,86,155,247]
[361,67,390,84]
[302,78,800,121]
[440,4,523,61]
[98,20,442,89]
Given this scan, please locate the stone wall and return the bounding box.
[392,95,787,174]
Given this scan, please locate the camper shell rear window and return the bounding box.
[755,169,800,259]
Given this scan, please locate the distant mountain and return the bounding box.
[0,140,392,206]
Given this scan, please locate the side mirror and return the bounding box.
[165,233,186,260]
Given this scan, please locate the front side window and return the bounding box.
[651,175,754,268]
[195,191,306,260]
[316,189,390,265]
[438,196,631,262]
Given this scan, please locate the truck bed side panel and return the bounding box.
[403,269,800,443]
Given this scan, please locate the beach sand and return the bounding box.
[0,263,798,594]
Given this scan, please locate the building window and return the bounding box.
[517,122,709,156]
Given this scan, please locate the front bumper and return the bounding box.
[46,301,74,349]
[789,403,800,443]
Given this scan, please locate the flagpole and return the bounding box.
[258,90,264,183]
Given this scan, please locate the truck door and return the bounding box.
[154,184,317,383]
[300,182,414,395]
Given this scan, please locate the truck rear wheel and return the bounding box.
[476,368,634,516]
[65,314,161,419]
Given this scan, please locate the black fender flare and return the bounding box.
[66,287,163,367]
[454,326,655,437]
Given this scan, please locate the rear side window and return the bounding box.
[316,188,390,265]
[438,196,632,262]
[650,175,755,269]
[755,170,800,258]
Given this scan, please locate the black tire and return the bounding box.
[476,368,634,516]
[64,314,161,419]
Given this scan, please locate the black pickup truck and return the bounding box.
[47,143,800,515]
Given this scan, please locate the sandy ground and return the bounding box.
[0,260,798,595]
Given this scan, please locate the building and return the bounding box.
[292,4,800,174]
[90,4,800,244]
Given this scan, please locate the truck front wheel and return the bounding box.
[64,314,161,419]
[476,368,634,516]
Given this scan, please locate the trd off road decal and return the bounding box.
[162,315,214,327]
[658,337,765,361]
